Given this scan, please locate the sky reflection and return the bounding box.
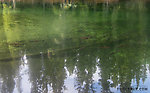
[0,1,150,92]
[0,46,150,93]
[13,54,31,93]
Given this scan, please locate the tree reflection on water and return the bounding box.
[0,0,150,93]
[0,43,150,93]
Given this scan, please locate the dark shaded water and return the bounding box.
[0,1,150,93]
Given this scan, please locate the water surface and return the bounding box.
[0,1,150,93]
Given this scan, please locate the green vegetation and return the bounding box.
[0,1,150,93]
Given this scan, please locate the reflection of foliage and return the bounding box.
[74,48,97,93]
[28,55,66,93]
[0,60,19,93]
[0,1,150,93]
[45,57,66,93]
[98,42,148,93]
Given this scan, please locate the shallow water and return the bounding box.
[0,1,150,93]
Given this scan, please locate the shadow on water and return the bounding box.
[0,0,150,93]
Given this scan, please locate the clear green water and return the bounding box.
[0,1,150,93]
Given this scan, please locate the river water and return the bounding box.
[0,1,150,93]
